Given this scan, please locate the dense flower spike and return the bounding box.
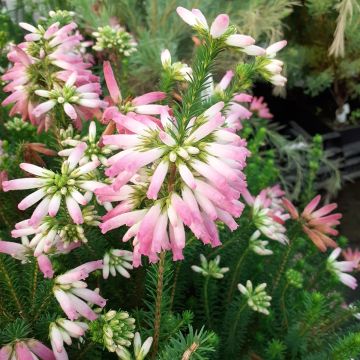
[3,143,104,226]
[1,17,101,129]
[282,195,341,252]
[327,248,358,290]
[238,281,272,315]
[0,339,55,360]
[50,319,88,360]
[98,101,249,265]
[92,25,137,56]
[90,310,136,354]
[53,260,106,320]
[191,254,229,279]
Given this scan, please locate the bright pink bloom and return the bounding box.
[37,254,54,278]
[99,102,249,265]
[250,96,273,119]
[0,340,55,360]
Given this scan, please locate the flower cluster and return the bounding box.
[92,25,137,57]
[283,195,341,252]
[249,230,273,256]
[250,96,273,119]
[285,269,304,289]
[97,100,249,265]
[53,260,106,320]
[327,248,358,290]
[3,143,104,226]
[116,332,153,360]
[50,318,88,360]
[90,309,136,354]
[1,16,102,130]
[0,339,55,360]
[243,186,289,245]
[191,254,229,279]
[238,281,272,315]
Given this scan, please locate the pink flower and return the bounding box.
[98,102,249,265]
[0,340,55,360]
[282,195,341,252]
[53,260,105,320]
[327,248,358,290]
[3,143,104,225]
[102,61,166,129]
[50,319,88,360]
[342,248,360,270]
[250,96,273,119]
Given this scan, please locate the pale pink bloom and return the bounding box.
[176,7,208,29]
[3,143,103,225]
[342,247,360,270]
[54,260,105,320]
[266,40,287,57]
[225,34,255,48]
[37,254,54,278]
[102,61,166,128]
[282,195,341,252]
[250,96,273,119]
[210,14,229,38]
[50,319,88,360]
[0,340,55,360]
[242,45,266,56]
[327,248,358,290]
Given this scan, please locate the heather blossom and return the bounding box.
[326,248,358,290]
[53,260,106,320]
[238,281,272,315]
[103,249,133,279]
[0,339,55,360]
[242,187,289,244]
[50,318,88,360]
[102,61,167,126]
[191,254,229,279]
[249,230,273,256]
[2,143,104,226]
[342,247,360,270]
[282,195,341,252]
[1,17,101,130]
[161,49,192,81]
[97,101,249,265]
[250,96,273,119]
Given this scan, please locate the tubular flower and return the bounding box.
[59,121,114,166]
[243,187,289,244]
[50,319,88,360]
[102,61,167,126]
[238,281,272,315]
[250,96,273,119]
[33,72,106,128]
[11,207,100,257]
[117,332,153,360]
[176,7,255,49]
[0,340,55,360]
[342,247,360,270]
[282,195,341,252]
[53,260,106,320]
[1,18,100,129]
[161,49,192,81]
[0,238,54,278]
[103,249,133,279]
[327,248,358,290]
[2,143,104,226]
[97,101,249,265]
[191,254,229,279]
[249,230,273,256]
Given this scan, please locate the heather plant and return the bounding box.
[0,6,359,360]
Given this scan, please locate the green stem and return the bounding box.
[151,251,166,359]
[271,242,293,295]
[226,247,250,303]
[280,282,289,329]
[30,260,38,313]
[229,302,247,343]
[170,262,181,311]
[204,277,211,328]
[0,257,25,318]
